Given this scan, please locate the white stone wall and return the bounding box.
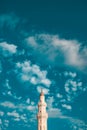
[37,92,48,130]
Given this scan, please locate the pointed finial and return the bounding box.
[41,88,43,93]
[40,88,44,96]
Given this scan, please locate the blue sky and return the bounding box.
[0,0,87,130]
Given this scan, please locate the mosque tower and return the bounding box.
[37,89,48,130]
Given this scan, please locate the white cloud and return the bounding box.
[46,96,87,129]
[15,61,51,87]
[27,105,36,111]
[46,96,72,120]
[7,111,19,118]
[0,119,9,130]
[0,100,37,127]
[41,79,51,87]
[7,111,29,124]
[48,108,62,118]
[0,101,15,108]
[0,42,17,57]
[20,114,28,122]
[0,100,37,114]
[26,36,37,47]
[4,120,9,127]
[7,91,12,96]
[62,104,72,110]
[67,117,87,130]
[0,111,4,116]
[56,93,63,98]
[26,98,30,104]
[46,96,63,118]
[65,80,78,93]
[4,79,11,90]
[65,79,83,94]
[2,79,23,101]
[0,99,86,129]
[64,78,87,102]
[64,71,77,78]
[25,34,87,70]
[46,96,54,109]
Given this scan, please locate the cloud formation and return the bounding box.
[0,99,37,128]
[64,76,86,103]
[46,96,87,129]
[15,61,51,88]
[0,42,17,57]
[25,34,87,71]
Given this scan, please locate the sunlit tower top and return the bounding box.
[37,89,48,130]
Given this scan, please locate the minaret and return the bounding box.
[37,89,48,130]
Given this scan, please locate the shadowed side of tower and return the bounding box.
[37,89,48,130]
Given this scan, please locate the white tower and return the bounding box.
[37,89,48,130]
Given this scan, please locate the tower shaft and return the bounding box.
[37,90,48,130]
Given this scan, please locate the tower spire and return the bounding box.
[40,88,44,96]
[37,89,48,130]
[41,88,43,93]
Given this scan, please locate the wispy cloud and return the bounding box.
[0,119,9,130]
[0,94,86,129]
[66,116,87,130]
[0,100,36,111]
[0,101,15,108]
[0,100,37,128]
[7,111,20,118]
[15,60,51,88]
[62,104,72,110]
[0,13,20,30]
[25,34,87,71]
[0,42,17,57]
[0,111,4,116]
[64,77,86,102]
[2,79,22,100]
[55,71,87,106]
[46,96,87,129]
[64,71,77,78]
